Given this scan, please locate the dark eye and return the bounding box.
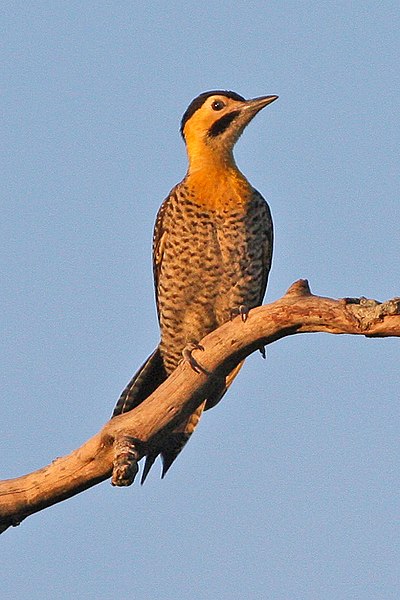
[211,100,225,111]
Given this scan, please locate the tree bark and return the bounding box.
[1,280,399,534]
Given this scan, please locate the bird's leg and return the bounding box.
[182,342,208,374]
[230,304,250,322]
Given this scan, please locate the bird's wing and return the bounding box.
[152,194,172,320]
[255,190,274,304]
[112,194,174,418]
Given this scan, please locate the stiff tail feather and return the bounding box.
[112,347,167,417]
[141,400,207,484]
[204,360,245,410]
[113,350,245,482]
[141,360,245,482]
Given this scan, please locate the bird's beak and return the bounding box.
[243,95,279,115]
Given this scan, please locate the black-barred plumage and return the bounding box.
[113,90,278,482]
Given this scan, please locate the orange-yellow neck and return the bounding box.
[185,167,251,211]
[184,143,252,210]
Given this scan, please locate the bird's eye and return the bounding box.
[211,100,225,111]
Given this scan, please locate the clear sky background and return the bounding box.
[1,2,399,599]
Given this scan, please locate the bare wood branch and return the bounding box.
[1,280,399,533]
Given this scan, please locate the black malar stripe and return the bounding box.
[208,110,240,137]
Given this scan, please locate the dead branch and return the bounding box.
[1,280,399,534]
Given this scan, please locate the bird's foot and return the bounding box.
[182,342,208,374]
[230,304,250,322]
[259,345,267,359]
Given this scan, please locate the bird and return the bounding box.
[112,90,277,482]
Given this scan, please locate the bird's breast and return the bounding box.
[155,183,271,374]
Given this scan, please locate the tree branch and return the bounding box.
[1,280,399,533]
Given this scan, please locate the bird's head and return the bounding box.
[180,90,278,171]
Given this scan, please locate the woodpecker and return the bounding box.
[113,90,278,482]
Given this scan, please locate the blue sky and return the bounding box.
[1,3,399,599]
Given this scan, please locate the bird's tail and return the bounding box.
[141,400,207,484]
[113,350,245,483]
[112,347,167,417]
[204,360,245,411]
[141,359,246,483]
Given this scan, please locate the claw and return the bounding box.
[240,305,250,322]
[259,345,266,359]
[182,343,207,374]
[230,305,250,322]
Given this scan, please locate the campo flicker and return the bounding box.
[113,90,278,482]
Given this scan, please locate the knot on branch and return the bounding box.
[343,296,400,331]
[111,436,143,487]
